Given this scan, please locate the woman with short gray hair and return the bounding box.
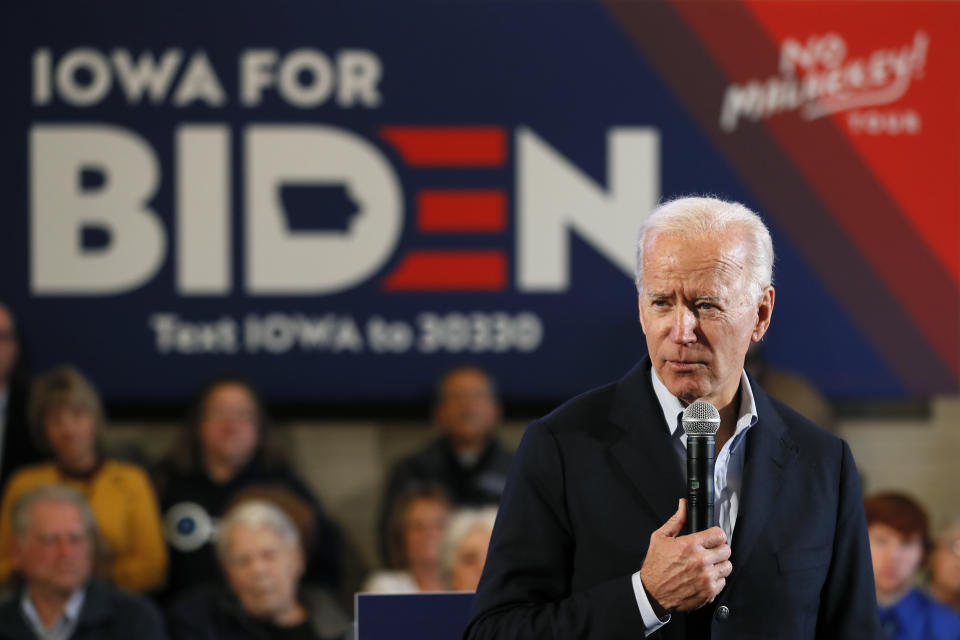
[170,497,348,640]
[442,507,497,592]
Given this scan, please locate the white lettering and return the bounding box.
[278,49,334,108]
[150,313,238,354]
[112,49,183,104]
[724,31,929,131]
[244,313,364,353]
[336,50,382,107]
[245,125,402,293]
[33,48,52,105]
[30,125,165,294]
[367,316,414,352]
[516,127,659,292]
[176,126,231,294]
[171,51,226,107]
[416,312,543,353]
[56,48,112,107]
[239,49,278,106]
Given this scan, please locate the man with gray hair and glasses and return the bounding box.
[0,485,165,639]
[465,196,880,639]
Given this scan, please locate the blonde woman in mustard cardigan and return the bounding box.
[0,365,167,593]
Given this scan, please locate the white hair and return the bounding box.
[441,506,498,584]
[635,196,775,303]
[11,484,97,541]
[215,499,300,564]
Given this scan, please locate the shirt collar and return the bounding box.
[21,585,86,634]
[63,588,85,621]
[649,365,759,446]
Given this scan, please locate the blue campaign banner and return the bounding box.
[1,1,957,404]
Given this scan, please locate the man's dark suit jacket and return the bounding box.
[464,359,880,639]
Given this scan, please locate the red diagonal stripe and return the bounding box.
[602,0,959,391]
[383,251,507,291]
[380,126,506,167]
[668,0,959,380]
[417,190,507,232]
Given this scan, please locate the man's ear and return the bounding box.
[751,286,775,343]
[637,299,647,333]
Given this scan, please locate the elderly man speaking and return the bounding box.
[465,197,880,639]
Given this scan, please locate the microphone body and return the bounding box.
[686,433,715,533]
[681,400,720,534]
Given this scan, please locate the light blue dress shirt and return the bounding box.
[21,587,85,640]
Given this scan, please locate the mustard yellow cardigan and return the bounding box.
[0,460,168,593]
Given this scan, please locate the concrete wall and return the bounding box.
[837,395,960,533]
[107,395,960,570]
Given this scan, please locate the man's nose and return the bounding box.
[55,537,78,557]
[249,556,270,576]
[669,306,698,344]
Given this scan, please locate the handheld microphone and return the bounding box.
[682,400,720,534]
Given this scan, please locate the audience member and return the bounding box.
[866,492,960,639]
[377,365,512,564]
[224,486,352,636]
[0,366,166,593]
[154,375,343,600]
[930,517,960,613]
[363,486,449,593]
[0,302,43,494]
[442,507,496,592]
[0,485,165,639]
[169,499,346,639]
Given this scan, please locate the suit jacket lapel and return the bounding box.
[607,359,686,525]
[727,386,798,582]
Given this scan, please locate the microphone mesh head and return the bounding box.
[682,400,721,435]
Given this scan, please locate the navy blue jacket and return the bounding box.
[465,359,880,639]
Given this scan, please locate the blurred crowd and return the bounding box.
[0,302,506,639]
[1,296,959,640]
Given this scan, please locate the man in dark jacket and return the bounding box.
[465,197,880,639]
[377,366,513,566]
[0,303,43,495]
[0,485,165,639]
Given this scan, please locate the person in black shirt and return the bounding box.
[154,375,344,602]
[376,366,512,567]
[0,302,43,495]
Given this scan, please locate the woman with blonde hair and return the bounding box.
[0,365,167,593]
